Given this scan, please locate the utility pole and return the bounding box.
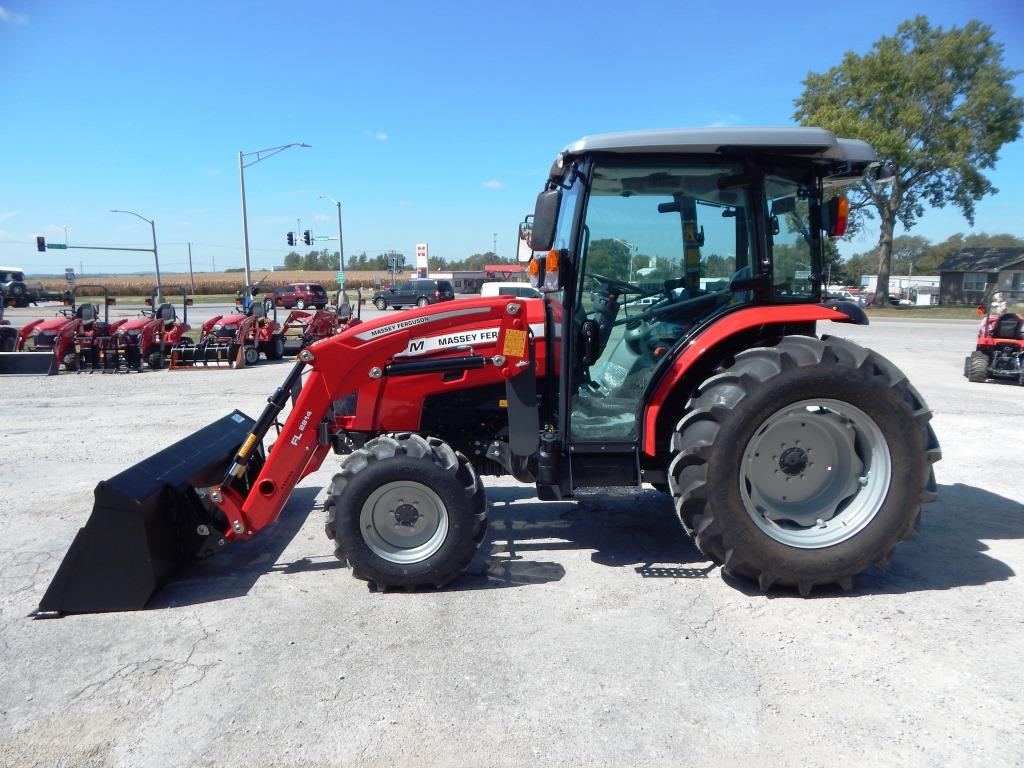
[187,242,195,295]
[493,232,497,258]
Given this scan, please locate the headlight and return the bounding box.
[212,324,223,332]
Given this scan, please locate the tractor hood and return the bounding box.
[335,296,546,354]
[116,317,155,333]
[33,317,75,333]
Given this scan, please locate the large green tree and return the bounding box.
[794,17,1022,305]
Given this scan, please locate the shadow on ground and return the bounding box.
[148,480,1021,605]
[150,487,331,609]
[725,483,1021,598]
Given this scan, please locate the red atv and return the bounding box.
[14,285,120,372]
[965,290,1024,384]
[110,289,193,370]
[171,299,285,368]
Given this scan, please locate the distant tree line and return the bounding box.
[275,250,514,272]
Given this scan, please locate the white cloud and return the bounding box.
[205,169,223,177]
[399,201,411,208]
[313,213,331,222]
[482,180,505,190]
[0,6,29,24]
[0,228,19,242]
[364,130,388,142]
[175,221,194,229]
[0,210,20,222]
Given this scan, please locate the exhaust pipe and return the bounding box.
[33,410,262,616]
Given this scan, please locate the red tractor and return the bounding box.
[965,290,1024,384]
[280,290,363,354]
[36,128,940,615]
[170,299,285,368]
[110,289,194,371]
[9,285,119,374]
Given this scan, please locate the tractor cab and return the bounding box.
[520,128,878,478]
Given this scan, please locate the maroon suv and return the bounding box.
[264,283,329,310]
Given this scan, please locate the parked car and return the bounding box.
[0,266,30,307]
[263,283,329,310]
[825,290,864,305]
[372,279,455,310]
[480,281,542,299]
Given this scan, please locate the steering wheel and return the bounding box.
[585,272,645,296]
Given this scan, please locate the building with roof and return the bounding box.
[936,248,1024,305]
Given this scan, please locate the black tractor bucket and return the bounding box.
[34,410,262,616]
[0,350,59,375]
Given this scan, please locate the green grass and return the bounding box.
[865,305,979,319]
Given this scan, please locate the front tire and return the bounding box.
[62,352,79,372]
[968,350,988,383]
[146,347,164,369]
[296,299,307,309]
[325,434,487,589]
[668,335,940,596]
[243,345,259,365]
[416,297,429,308]
[374,298,388,311]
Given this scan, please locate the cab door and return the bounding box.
[564,159,757,487]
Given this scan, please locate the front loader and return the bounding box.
[35,127,940,615]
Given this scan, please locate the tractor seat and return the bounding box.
[158,303,176,330]
[993,313,1022,340]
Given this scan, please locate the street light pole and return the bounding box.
[110,209,161,299]
[316,194,345,282]
[238,142,311,289]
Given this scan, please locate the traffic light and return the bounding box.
[36,236,46,252]
[287,232,295,246]
[303,230,312,246]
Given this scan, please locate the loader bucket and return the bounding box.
[0,351,59,375]
[34,410,260,615]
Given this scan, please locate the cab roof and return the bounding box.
[554,127,877,180]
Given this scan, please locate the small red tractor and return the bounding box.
[6,285,119,375]
[280,289,363,354]
[170,299,285,368]
[109,289,194,371]
[965,290,1024,384]
[35,128,940,615]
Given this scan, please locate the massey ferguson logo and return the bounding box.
[398,328,501,357]
[291,410,313,446]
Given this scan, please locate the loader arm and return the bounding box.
[205,299,532,541]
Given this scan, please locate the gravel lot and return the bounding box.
[1,317,1021,767]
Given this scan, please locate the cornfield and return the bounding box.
[32,271,391,297]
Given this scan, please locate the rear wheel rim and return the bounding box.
[739,398,891,549]
[359,480,449,564]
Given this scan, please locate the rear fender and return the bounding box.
[641,304,860,456]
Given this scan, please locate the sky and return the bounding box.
[1,0,1022,276]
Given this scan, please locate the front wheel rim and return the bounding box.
[739,399,891,549]
[359,480,449,564]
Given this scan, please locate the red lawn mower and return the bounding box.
[109,289,194,371]
[965,290,1024,384]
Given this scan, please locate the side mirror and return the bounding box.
[529,188,562,252]
[517,217,535,263]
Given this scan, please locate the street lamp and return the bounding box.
[110,209,161,299]
[238,142,311,288]
[613,239,638,282]
[315,194,345,282]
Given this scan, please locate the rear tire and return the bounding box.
[325,434,487,589]
[296,299,307,310]
[968,351,989,383]
[374,298,388,311]
[417,297,429,308]
[668,335,940,596]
